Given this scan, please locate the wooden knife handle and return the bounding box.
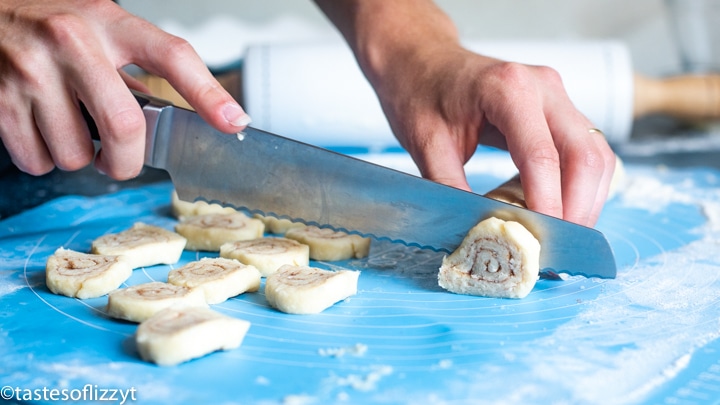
[634,73,720,121]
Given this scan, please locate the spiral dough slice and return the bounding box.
[136,306,251,366]
[45,248,132,299]
[220,237,310,277]
[167,257,261,304]
[438,217,541,299]
[91,223,187,269]
[175,212,265,251]
[253,214,305,235]
[265,264,360,314]
[107,281,207,322]
[171,190,237,220]
[284,226,370,261]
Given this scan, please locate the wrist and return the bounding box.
[317,0,460,87]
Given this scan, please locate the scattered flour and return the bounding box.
[318,343,368,358]
[325,365,393,392]
[282,394,317,405]
[619,174,694,212]
[0,275,24,297]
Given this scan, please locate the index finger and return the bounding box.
[110,18,251,133]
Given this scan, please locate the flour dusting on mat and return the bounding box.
[619,173,694,212]
[318,343,368,358]
[324,365,393,392]
[430,165,720,404]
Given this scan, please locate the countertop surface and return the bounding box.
[2,146,720,405]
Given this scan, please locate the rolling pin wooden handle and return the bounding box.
[484,174,527,208]
[634,73,720,121]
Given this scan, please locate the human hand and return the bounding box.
[315,0,616,227]
[0,0,250,180]
[370,45,616,227]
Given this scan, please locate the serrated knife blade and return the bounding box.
[136,93,616,279]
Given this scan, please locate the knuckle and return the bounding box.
[41,13,91,50]
[519,140,560,171]
[155,36,196,65]
[55,149,94,172]
[20,159,55,176]
[484,62,566,99]
[533,65,564,86]
[110,166,142,181]
[6,148,54,175]
[485,62,537,92]
[103,107,145,141]
[568,142,615,174]
[578,148,606,171]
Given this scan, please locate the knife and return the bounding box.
[87,91,616,279]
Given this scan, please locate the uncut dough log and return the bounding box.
[284,226,370,261]
[167,257,261,304]
[136,306,251,366]
[107,281,207,322]
[253,214,305,234]
[484,155,626,207]
[175,212,265,251]
[91,223,186,269]
[265,265,360,314]
[45,248,132,299]
[219,237,310,277]
[170,190,237,219]
[438,217,540,299]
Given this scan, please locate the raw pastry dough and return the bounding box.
[219,237,309,277]
[136,306,251,366]
[45,248,132,299]
[264,264,360,314]
[106,281,207,322]
[284,226,370,261]
[253,214,305,234]
[175,212,265,251]
[171,190,236,219]
[91,223,186,269]
[438,217,540,299]
[167,257,261,304]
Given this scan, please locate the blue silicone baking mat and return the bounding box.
[2,149,720,405]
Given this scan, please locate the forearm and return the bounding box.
[314,0,459,86]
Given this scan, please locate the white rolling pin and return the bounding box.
[241,40,634,149]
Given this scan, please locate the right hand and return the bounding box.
[0,0,251,180]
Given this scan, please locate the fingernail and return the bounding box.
[223,103,252,127]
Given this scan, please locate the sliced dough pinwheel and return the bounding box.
[438,217,541,299]
[264,264,360,314]
[106,281,207,323]
[284,226,370,261]
[91,223,187,269]
[175,212,265,251]
[45,248,132,299]
[171,190,237,220]
[219,237,310,277]
[167,257,261,304]
[253,214,305,235]
[136,306,251,366]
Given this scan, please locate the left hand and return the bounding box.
[314,0,616,227]
[369,44,616,227]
